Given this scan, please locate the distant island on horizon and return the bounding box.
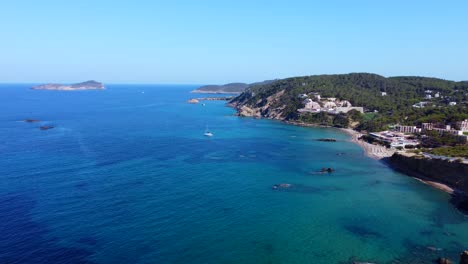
[32,80,105,91]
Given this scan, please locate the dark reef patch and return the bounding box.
[0,193,95,264]
[343,224,383,239]
[388,238,465,264]
[75,182,89,190]
[272,183,343,194]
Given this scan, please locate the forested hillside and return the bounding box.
[230,73,468,131]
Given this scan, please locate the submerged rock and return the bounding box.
[23,119,41,123]
[454,196,468,213]
[320,168,335,173]
[344,224,382,239]
[437,257,452,264]
[427,246,443,252]
[39,125,54,130]
[272,183,292,190]
[318,138,337,142]
[460,251,468,264]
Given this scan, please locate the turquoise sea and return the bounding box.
[0,84,466,264]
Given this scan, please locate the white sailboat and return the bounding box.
[204,126,213,137]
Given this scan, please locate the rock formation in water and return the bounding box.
[437,257,452,264]
[460,251,468,264]
[39,125,54,130]
[23,119,41,123]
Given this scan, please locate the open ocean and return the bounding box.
[0,84,466,264]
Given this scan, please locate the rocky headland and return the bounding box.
[388,152,467,193]
[388,152,468,213]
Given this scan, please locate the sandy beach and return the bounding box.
[340,128,396,159]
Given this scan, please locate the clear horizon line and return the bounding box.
[0,82,207,86]
[0,72,466,86]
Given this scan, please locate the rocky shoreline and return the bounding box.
[228,103,467,207]
[387,152,468,213]
[191,90,242,94]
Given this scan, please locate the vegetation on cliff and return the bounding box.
[424,146,468,158]
[230,73,468,131]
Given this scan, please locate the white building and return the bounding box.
[425,94,432,99]
[333,107,364,114]
[323,101,337,108]
[412,102,429,108]
[381,92,387,96]
[456,119,468,132]
[449,102,457,106]
[298,98,321,113]
[305,101,321,110]
[396,125,421,134]
[339,100,352,107]
[422,123,434,130]
[432,128,462,136]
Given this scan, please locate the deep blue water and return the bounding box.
[0,84,466,264]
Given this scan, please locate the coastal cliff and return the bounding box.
[32,80,105,90]
[388,152,468,194]
[230,89,288,119]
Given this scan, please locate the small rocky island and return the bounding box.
[32,80,105,91]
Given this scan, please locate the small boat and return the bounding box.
[204,131,213,137]
[204,125,213,137]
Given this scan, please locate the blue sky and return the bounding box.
[1,0,467,84]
